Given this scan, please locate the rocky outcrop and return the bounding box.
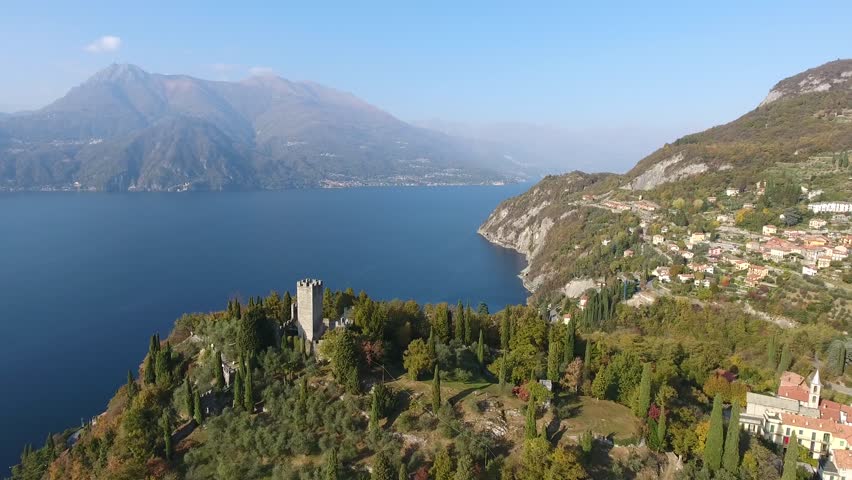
[625,152,708,191]
[759,59,852,107]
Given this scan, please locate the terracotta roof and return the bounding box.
[780,371,806,388]
[778,385,809,403]
[783,412,852,442]
[834,449,852,470]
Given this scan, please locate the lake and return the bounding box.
[0,185,529,471]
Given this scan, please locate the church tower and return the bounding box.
[808,370,822,409]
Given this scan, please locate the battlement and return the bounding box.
[297,279,323,288]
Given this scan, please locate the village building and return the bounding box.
[726,187,739,197]
[745,273,762,287]
[578,294,589,310]
[690,232,708,243]
[716,214,733,224]
[652,234,665,245]
[661,226,669,234]
[601,239,611,246]
[602,200,630,212]
[763,225,778,236]
[803,265,818,276]
[808,201,852,214]
[805,235,830,247]
[743,203,755,210]
[633,200,660,212]
[623,249,634,258]
[677,273,694,283]
[732,259,751,271]
[708,246,722,257]
[821,449,852,480]
[654,266,671,282]
[682,251,695,260]
[746,241,761,252]
[818,256,833,269]
[707,196,717,204]
[749,265,770,279]
[810,218,828,229]
[740,371,852,463]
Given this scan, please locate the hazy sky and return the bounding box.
[1,1,850,169]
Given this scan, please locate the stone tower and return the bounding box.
[296,279,324,344]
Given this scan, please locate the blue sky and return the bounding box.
[1,1,850,168]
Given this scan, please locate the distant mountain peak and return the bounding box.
[87,63,151,84]
[759,58,852,107]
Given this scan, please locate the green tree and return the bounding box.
[454,454,474,480]
[214,351,225,390]
[372,453,395,480]
[525,400,537,439]
[183,379,193,418]
[370,389,381,431]
[464,303,473,345]
[657,405,667,450]
[432,365,442,413]
[546,447,587,480]
[398,462,408,480]
[500,309,511,351]
[143,353,156,385]
[244,361,254,412]
[781,432,799,480]
[232,369,243,410]
[766,336,777,370]
[192,389,203,425]
[455,300,465,341]
[126,370,137,399]
[478,302,489,315]
[634,363,652,419]
[431,444,453,480]
[324,448,340,480]
[547,334,562,383]
[703,394,724,472]
[431,303,451,343]
[318,328,361,393]
[237,307,263,358]
[282,290,292,322]
[723,401,741,474]
[162,418,172,461]
[583,340,592,384]
[563,320,575,363]
[402,338,433,380]
[477,329,485,368]
[777,343,792,375]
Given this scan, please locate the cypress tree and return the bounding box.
[583,340,593,384]
[370,389,381,431]
[781,432,799,480]
[183,379,193,417]
[777,343,792,375]
[525,400,537,439]
[283,291,292,322]
[723,401,741,474]
[431,444,453,480]
[234,299,241,319]
[703,394,724,472]
[455,300,465,341]
[143,353,156,384]
[155,349,170,386]
[324,448,340,480]
[477,329,485,368]
[499,355,507,391]
[464,303,473,345]
[214,351,226,390]
[149,334,159,356]
[193,389,203,424]
[398,462,408,480]
[163,421,172,461]
[232,370,243,410]
[500,310,510,351]
[547,334,561,383]
[244,362,254,412]
[431,365,441,413]
[427,327,436,357]
[657,405,667,450]
[126,370,137,399]
[564,319,575,363]
[766,335,777,370]
[372,453,395,480]
[634,363,652,419]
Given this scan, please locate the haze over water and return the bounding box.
[0,185,529,471]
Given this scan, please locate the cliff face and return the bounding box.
[478,172,614,292]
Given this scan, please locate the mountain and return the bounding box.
[480,59,852,300]
[0,64,527,191]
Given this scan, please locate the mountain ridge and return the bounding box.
[0,64,528,191]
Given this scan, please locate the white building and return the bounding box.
[808,202,852,214]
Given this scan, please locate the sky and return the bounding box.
[1,1,850,170]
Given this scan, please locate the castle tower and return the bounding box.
[296,279,324,345]
[808,369,822,409]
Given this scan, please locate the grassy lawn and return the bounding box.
[559,395,640,442]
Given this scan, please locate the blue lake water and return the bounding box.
[0,185,529,471]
